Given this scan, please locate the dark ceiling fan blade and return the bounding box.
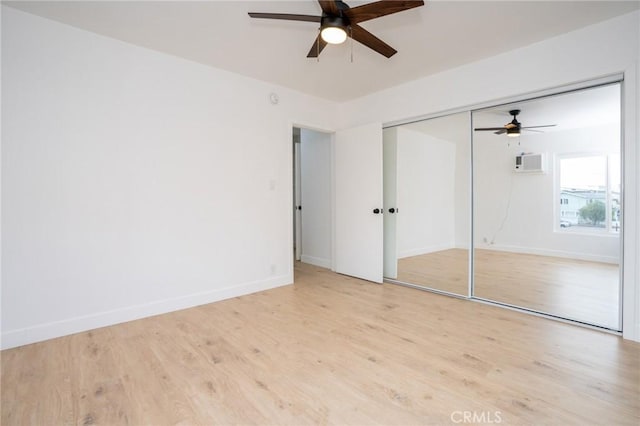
[248,12,321,23]
[521,124,557,129]
[522,129,544,133]
[494,129,507,135]
[350,24,397,58]
[318,0,339,15]
[474,127,507,131]
[345,1,425,23]
[307,34,329,58]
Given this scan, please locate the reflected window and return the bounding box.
[558,154,620,233]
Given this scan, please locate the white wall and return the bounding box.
[474,123,620,263]
[1,7,338,349]
[396,128,456,257]
[299,128,332,268]
[339,11,640,341]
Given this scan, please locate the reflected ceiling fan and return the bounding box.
[474,110,557,137]
[248,0,425,58]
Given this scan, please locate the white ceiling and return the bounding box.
[474,83,621,132]
[4,0,639,102]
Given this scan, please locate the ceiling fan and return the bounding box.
[248,0,425,58]
[474,109,557,137]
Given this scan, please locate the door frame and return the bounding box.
[289,122,337,274]
[293,130,302,261]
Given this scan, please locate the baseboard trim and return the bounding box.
[1,274,292,350]
[300,255,331,269]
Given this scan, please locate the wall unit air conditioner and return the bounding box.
[515,153,544,173]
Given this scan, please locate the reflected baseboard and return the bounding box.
[474,244,619,264]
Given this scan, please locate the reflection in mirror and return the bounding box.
[383,112,471,296]
[472,83,621,330]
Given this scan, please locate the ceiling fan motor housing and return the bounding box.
[322,15,349,31]
[509,109,522,128]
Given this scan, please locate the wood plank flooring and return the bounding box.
[2,262,638,425]
[396,249,620,329]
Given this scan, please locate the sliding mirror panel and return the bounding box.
[472,83,622,330]
[383,112,471,296]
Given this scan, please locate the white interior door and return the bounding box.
[334,123,383,283]
[383,129,398,279]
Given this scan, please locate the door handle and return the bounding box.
[388,208,397,214]
[297,206,302,210]
[373,208,381,214]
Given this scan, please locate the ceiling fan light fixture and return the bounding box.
[320,16,348,44]
[321,26,347,44]
[507,128,521,137]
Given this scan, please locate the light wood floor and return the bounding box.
[396,249,620,329]
[2,262,638,425]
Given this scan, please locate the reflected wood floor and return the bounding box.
[396,249,470,295]
[397,249,620,329]
[2,262,638,425]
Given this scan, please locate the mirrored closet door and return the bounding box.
[472,83,622,330]
[383,112,471,296]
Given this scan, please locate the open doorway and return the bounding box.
[292,126,333,273]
